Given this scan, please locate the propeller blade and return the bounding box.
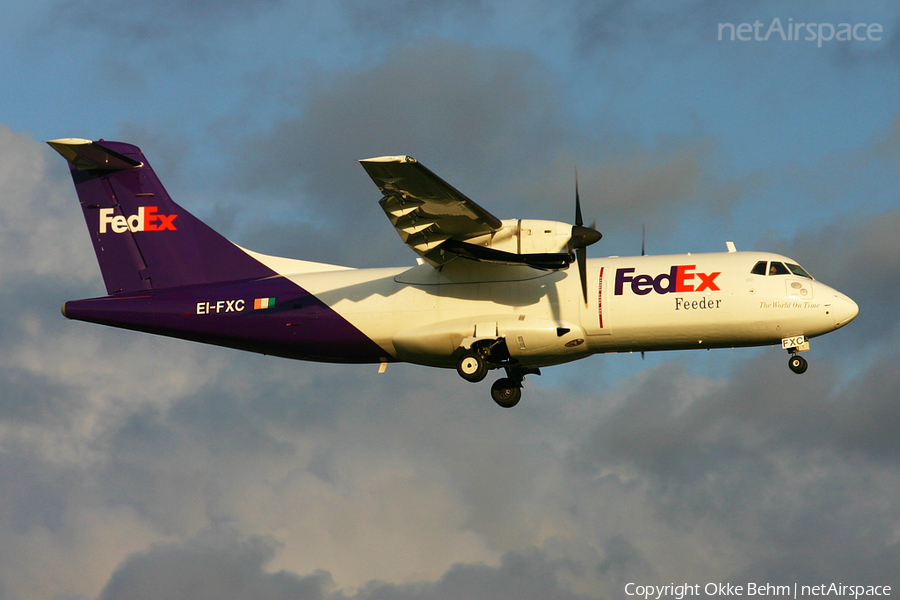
[571,168,599,305]
[577,246,588,305]
[574,170,583,227]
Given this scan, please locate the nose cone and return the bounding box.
[833,292,859,329]
[570,225,602,249]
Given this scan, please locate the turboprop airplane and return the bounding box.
[49,138,859,407]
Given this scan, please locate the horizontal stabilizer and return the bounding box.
[48,138,142,171]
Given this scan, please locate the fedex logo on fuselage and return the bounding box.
[614,265,721,296]
[98,206,177,234]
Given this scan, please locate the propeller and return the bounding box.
[568,173,602,305]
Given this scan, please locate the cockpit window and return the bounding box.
[750,261,767,275]
[769,262,790,275]
[786,263,813,279]
[751,260,813,278]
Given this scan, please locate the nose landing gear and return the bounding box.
[788,354,808,374]
[783,336,810,374]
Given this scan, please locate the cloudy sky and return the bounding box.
[2,1,899,599]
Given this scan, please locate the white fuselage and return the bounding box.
[251,250,858,369]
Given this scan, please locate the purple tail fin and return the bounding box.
[48,139,274,294]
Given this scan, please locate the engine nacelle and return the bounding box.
[465,219,574,255]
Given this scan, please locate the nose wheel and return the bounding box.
[788,354,808,374]
[783,336,810,375]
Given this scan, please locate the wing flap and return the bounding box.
[360,156,504,265]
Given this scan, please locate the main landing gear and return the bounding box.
[456,353,488,383]
[784,336,810,374]
[489,366,540,408]
[490,378,521,408]
[455,347,538,408]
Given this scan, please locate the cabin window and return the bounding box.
[786,263,813,279]
[769,262,790,275]
[750,261,767,275]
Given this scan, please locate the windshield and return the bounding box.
[751,261,767,275]
[769,262,790,275]
[750,261,814,279]
[785,263,813,279]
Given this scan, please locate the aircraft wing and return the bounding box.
[359,156,504,266]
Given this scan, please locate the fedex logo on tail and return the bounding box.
[615,265,721,296]
[99,207,177,233]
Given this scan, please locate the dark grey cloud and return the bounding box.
[873,114,900,161]
[0,362,87,426]
[771,208,900,348]
[99,530,331,600]
[239,41,566,202]
[571,345,900,582]
[573,0,900,67]
[79,356,398,536]
[98,533,622,600]
[0,452,71,534]
[573,0,749,55]
[233,41,727,266]
[45,0,282,41]
[596,534,658,587]
[580,335,900,477]
[356,551,588,600]
[566,198,900,582]
[575,0,644,52]
[829,16,900,67]
[341,0,488,35]
[234,41,568,265]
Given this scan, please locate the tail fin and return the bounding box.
[48,139,274,294]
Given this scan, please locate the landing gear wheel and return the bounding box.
[788,355,808,374]
[491,378,522,408]
[457,353,487,383]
